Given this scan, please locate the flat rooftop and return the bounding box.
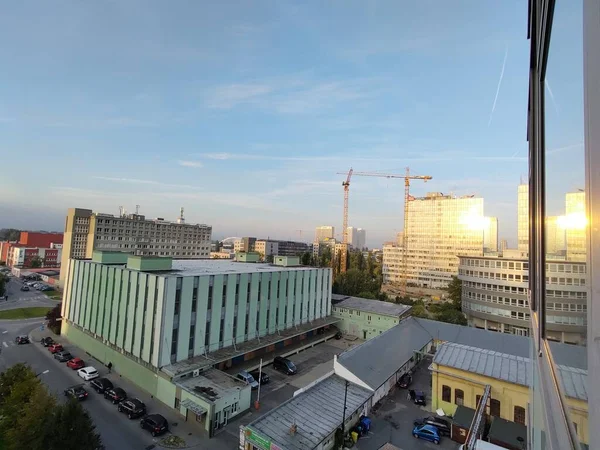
[332,294,412,317]
[176,368,246,404]
[168,259,318,276]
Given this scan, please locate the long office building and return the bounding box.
[61,252,334,435]
[458,252,587,345]
[383,192,489,288]
[60,208,212,284]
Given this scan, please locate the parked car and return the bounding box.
[15,336,30,345]
[54,351,74,362]
[414,390,426,406]
[236,370,259,389]
[414,416,451,436]
[412,424,441,445]
[67,357,85,370]
[140,414,169,437]
[41,336,55,347]
[77,366,99,381]
[90,377,113,394]
[397,372,413,388]
[48,343,64,354]
[64,385,89,401]
[20,286,29,291]
[104,387,127,404]
[118,398,147,419]
[250,370,270,385]
[273,356,297,375]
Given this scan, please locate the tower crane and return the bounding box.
[338,168,353,273]
[335,167,432,294]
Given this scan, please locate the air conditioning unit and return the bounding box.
[193,369,200,377]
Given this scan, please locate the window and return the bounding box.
[490,399,501,417]
[175,398,180,409]
[442,385,451,402]
[455,389,464,406]
[514,406,526,425]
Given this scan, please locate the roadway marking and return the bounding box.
[2,331,7,334]
[2,342,8,348]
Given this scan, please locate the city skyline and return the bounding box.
[0,2,583,248]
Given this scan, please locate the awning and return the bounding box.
[181,398,207,416]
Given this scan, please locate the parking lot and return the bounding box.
[355,360,457,450]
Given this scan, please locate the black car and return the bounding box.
[54,351,74,362]
[118,398,146,419]
[414,390,426,406]
[90,377,113,394]
[250,370,270,385]
[397,372,413,388]
[64,385,88,401]
[273,356,297,375]
[140,414,169,437]
[104,387,127,404]
[15,336,30,345]
[41,337,55,347]
[414,416,452,436]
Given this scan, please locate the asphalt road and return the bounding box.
[0,320,158,450]
[0,277,57,311]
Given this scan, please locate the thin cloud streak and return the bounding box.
[545,79,560,116]
[488,45,509,127]
[178,160,204,168]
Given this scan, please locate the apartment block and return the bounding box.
[315,226,334,242]
[18,231,63,248]
[347,227,366,250]
[60,208,212,283]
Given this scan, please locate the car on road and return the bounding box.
[54,351,74,362]
[140,414,169,437]
[26,281,36,287]
[414,416,452,436]
[64,385,89,401]
[414,390,426,406]
[250,370,270,385]
[20,286,29,291]
[15,336,30,345]
[67,357,85,370]
[48,343,64,353]
[397,372,413,388]
[41,337,55,347]
[90,377,113,394]
[77,366,99,381]
[236,370,259,389]
[273,356,297,375]
[104,387,127,404]
[412,424,441,445]
[118,398,147,419]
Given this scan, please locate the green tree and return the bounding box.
[446,275,462,309]
[357,291,376,299]
[46,303,62,334]
[265,255,274,264]
[0,229,20,241]
[0,273,7,297]
[411,304,429,318]
[29,256,43,269]
[319,246,332,268]
[349,250,365,271]
[332,269,381,297]
[48,399,104,450]
[434,308,468,325]
[301,252,312,266]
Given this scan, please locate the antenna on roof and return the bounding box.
[136,204,140,215]
[119,206,124,217]
[178,207,185,224]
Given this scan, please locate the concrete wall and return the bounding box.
[430,363,589,445]
[332,306,400,339]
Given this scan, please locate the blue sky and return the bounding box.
[0,1,584,248]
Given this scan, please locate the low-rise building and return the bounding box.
[331,294,411,340]
[6,244,62,268]
[62,252,335,436]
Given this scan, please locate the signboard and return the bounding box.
[244,428,271,450]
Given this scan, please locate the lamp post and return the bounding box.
[339,380,349,449]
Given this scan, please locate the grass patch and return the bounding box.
[45,291,63,301]
[0,307,52,320]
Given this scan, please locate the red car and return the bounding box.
[48,343,63,354]
[67,357,84,370]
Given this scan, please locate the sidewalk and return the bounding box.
[29,326,237,450]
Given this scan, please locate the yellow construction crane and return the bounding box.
[337,168,353,273]
[336,167,432,293]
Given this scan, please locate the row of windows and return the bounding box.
[462,259,528,271]
[440,386,525,424]
[463,281,527,294]
[463,301,530,321]
[465,291,529,308]
[460,269,528,283]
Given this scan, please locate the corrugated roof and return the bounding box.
[246,374,371,450]
[433,342,531,386]
[557,365,588,401]
[337,317,433,389]
[333,296,411,317]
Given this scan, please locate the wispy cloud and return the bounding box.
[545,79,560,116]
[44,116,155,128]
[548,143,584,154]
[488,45,509,127]
[177,160,204,168]
[92,176,196,190]
[205,84,273,109]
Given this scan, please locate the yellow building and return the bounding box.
[431,342,588,445]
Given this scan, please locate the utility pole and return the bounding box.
[339,379,349,449]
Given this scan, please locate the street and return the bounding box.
[0,276,58,311]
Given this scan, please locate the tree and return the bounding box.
[446,276,462,309]
[301,252,312,266]
[265,255,274,264]
[319,246,332,268]
[48,399,104,450]
[29,256,43,269]
[357,291,376,299]
[46,303,62,334]
[0,273,7,297]
[332,269,381,298]
[0,229,20,241]
[411,304,429,318]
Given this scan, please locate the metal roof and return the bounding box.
[433,342,531,386]
[556,365,588,401]
[246,374,371,450]
[332,295,411,317]
[337,317,433,389]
